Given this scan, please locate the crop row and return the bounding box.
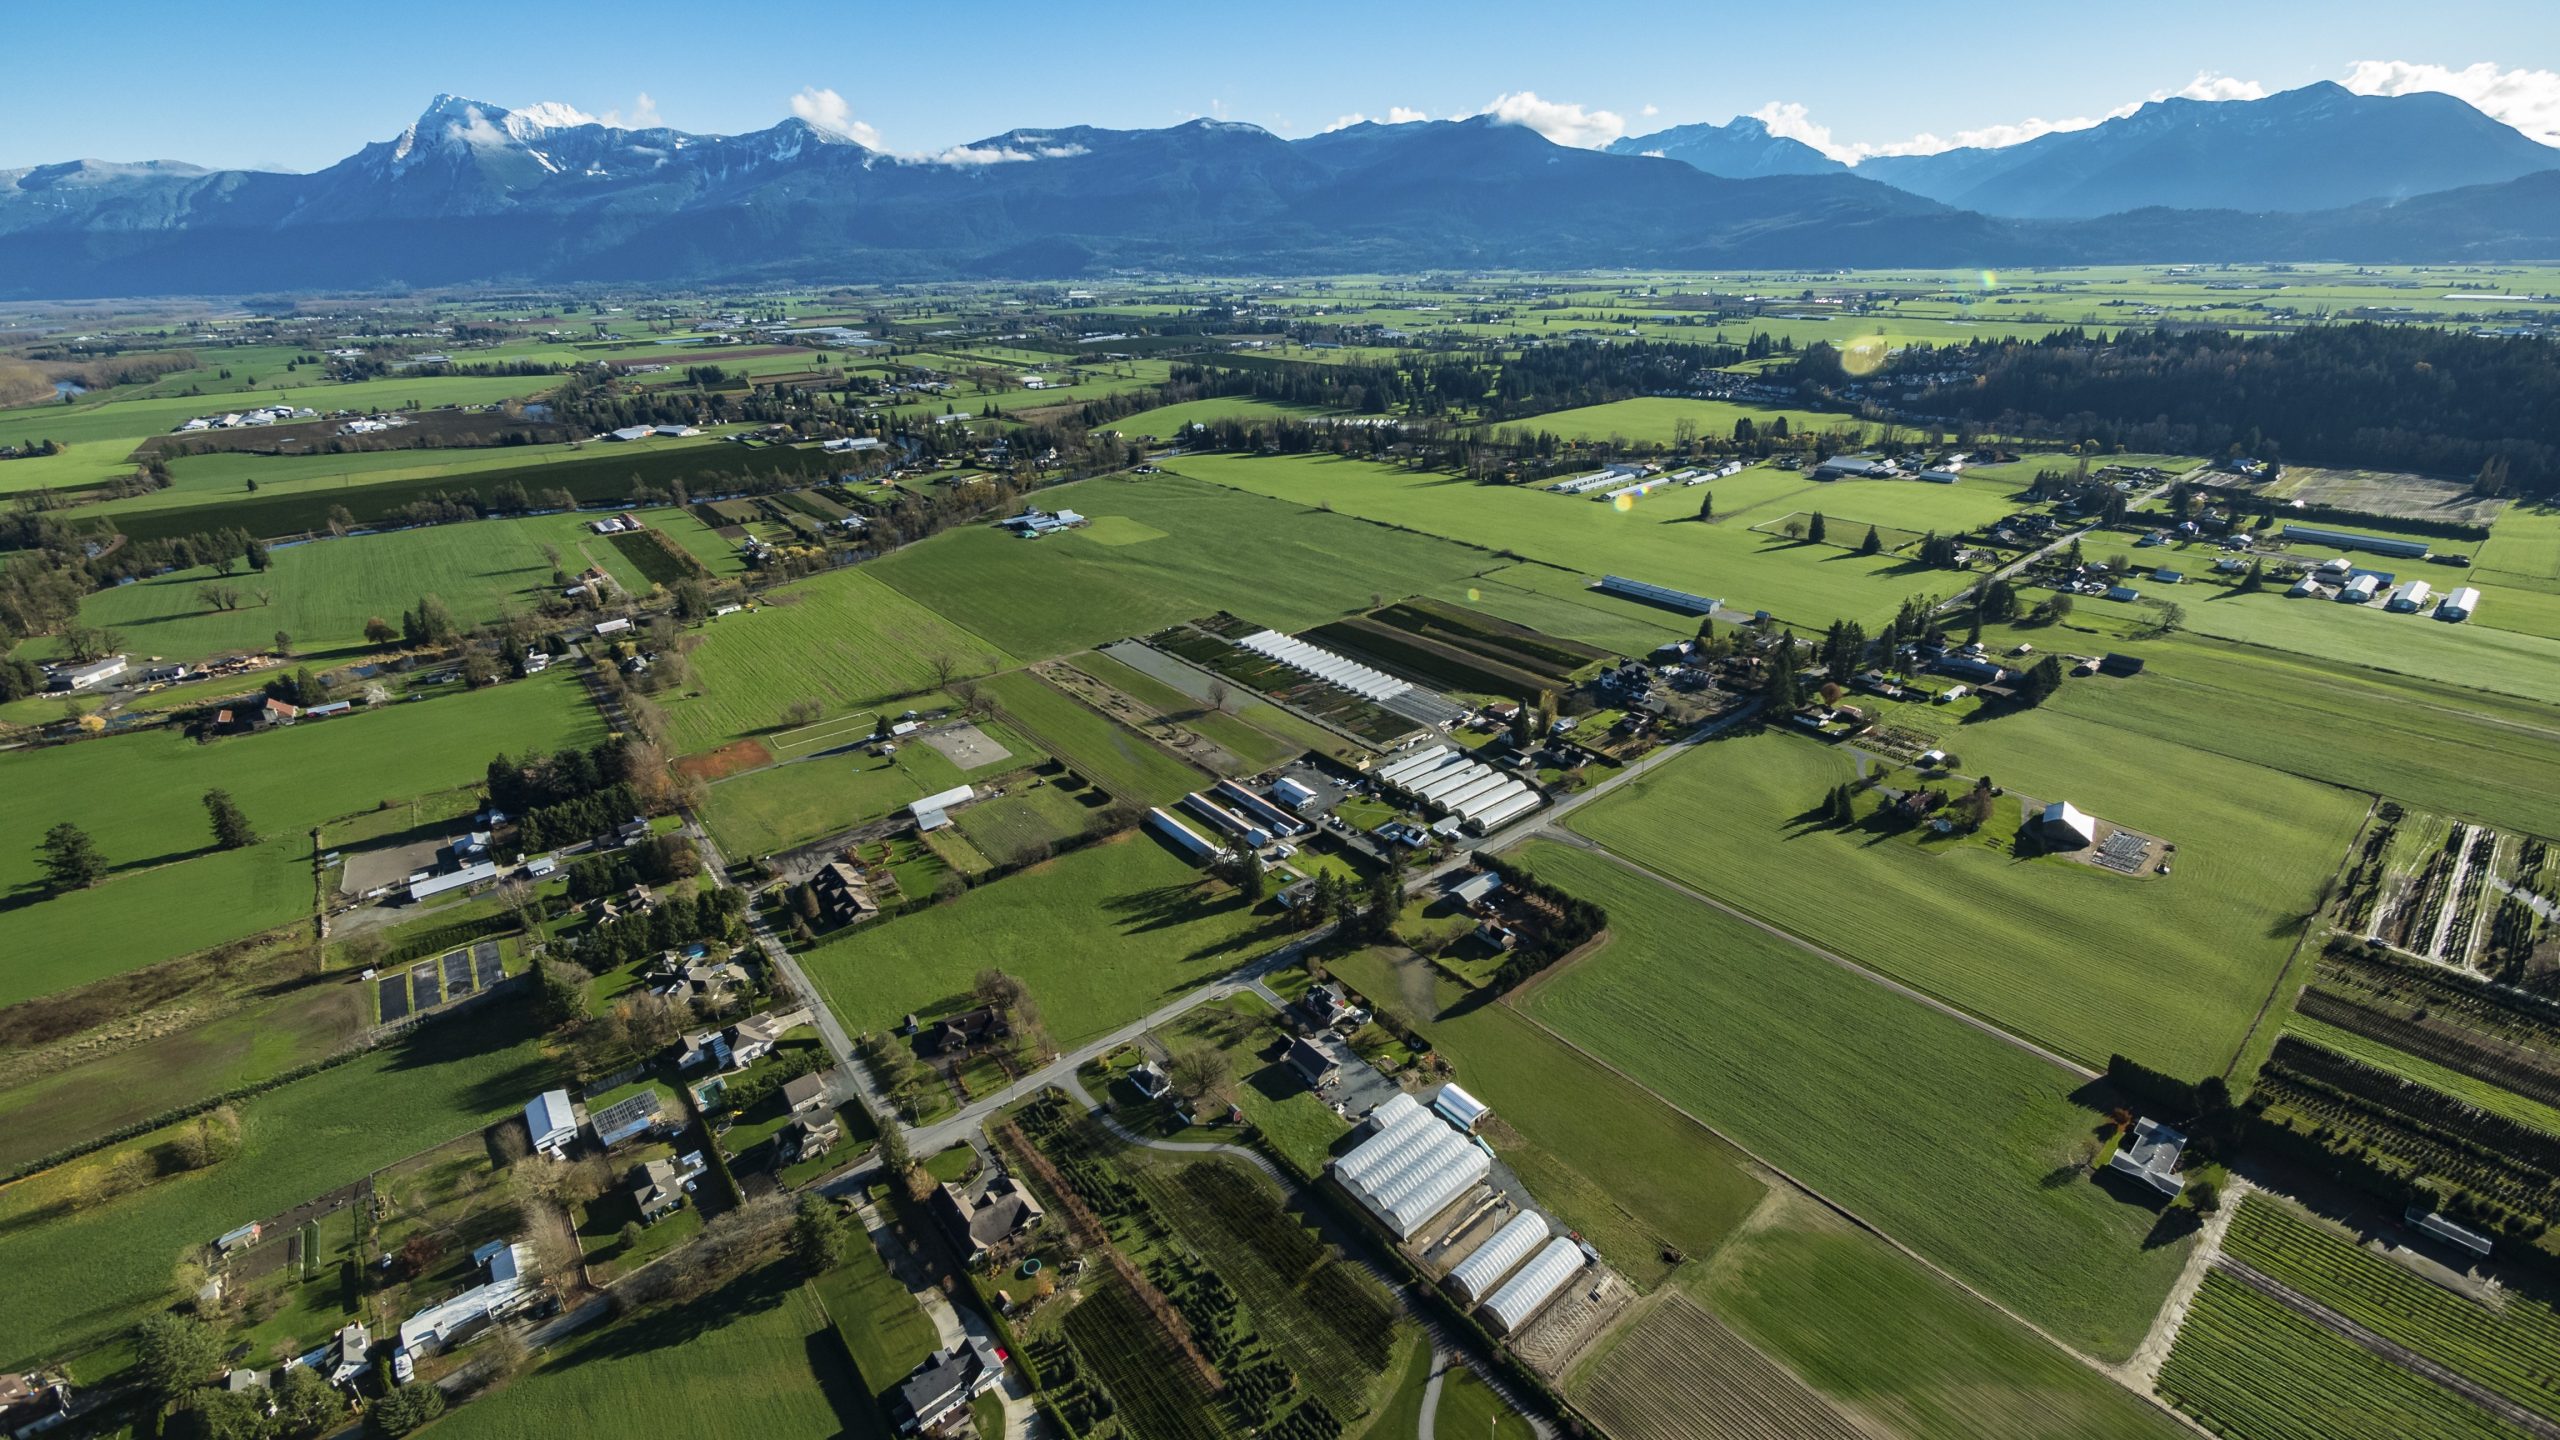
[2294,987,2560,1112]
[2225,1198,2560,1422]
[1063,1282,1232,1440]
[2159,1271,2517,1440]
[1574,1297,1866,1440]
[2315,947,2560,1054]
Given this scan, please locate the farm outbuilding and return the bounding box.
[1445,1211,1551,1306]
[2280,524,2430,559]
[1481,1236,1590,1334]
[1333,1092,1493,1241]
[1146,807,1222,864]
[523,1090,578,1157]
[1465,791,1542,836]
[1596,575,1719,615]
[2337,574,2381,604]
[2385,581,2435,613]
[2039,801,2096,850]
[1434,1083,1491,1133]
[2436,587,2481,622]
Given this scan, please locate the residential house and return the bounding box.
[780,1072,830,1115]
[325,1323,371,1387]
[894,1337,1005,1434]
[809,861,880,925]
[1296,982,1368,1032]
[523,1090,579,1158]
[628,1154,705,1223]
[921,1006,1008,1058]
[0,1377,71,1440]
[728,1007,813,1067]
[1128,1061,1171,1100]
[2106,1117,2187,1198]
[678,1029,733,1071]
[930,1174,1046,1260]
[1288,1035,1342,1089]
[782,1113,843,1166]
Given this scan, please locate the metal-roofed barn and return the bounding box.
[1480,1235,1589,1334]
[2436,587,2481,622]
[1446,1211,1551,1305]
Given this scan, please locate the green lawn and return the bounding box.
[949,779,1107,869]
[699,717,1043,859]
[800,833,1282,1047]
[1696,1190,2191,1440]
[978,670,1208,807]
[864,471,1500,662]
[665,569,1017,756]
[0,672,601,1005]
[427,1269,866,1440]
[2476,504,2560,586]
[1167,452,2014,631]
[0,1006,560,1367]
[43,509,728,663]
[2089,590,2560,708]
[1485,396,1874,447]
[1562,721,2365,1077]
[1434,1367,1538,1440]
[1510,842,2192,1360]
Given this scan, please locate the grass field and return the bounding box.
[698,716,1043,858]
[1168,453,2009,630]
[40,509,727,663]
[2222,1197,2560,1423]
[813,1246,942,1432]
[0,1006,559,1367]
[1561,722,2364,1077]
[1485,396,1874,447]
[0,672,601,1005]
[1426,563,1693,653]
[2159,1271,2524,1440]
[1690,1190,2190,1440]
[428,1268,865,1440]
[1108,396,1340,436]
[1060,650,1307,771]
[2034,622,2560,839]
[978,669,1208,806]
[864,471,1500,662]
[2476,505,2560,587]
[2118,591,2560,707]
[1512,842,2192,1359]
[664,569,1017,755]
[1328,946,1764,1292]
[799,833,1282,1047]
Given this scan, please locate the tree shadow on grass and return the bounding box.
[544,1260,804,1373]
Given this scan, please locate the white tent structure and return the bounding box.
[1332,1094,1492,1240]
[1446,1212,1550,1305]
[1481,1236,1589,1334]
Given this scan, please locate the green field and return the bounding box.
[800,833,1281,1047]
[864,471,1500,662]
[40,509,730,663]
[698,717,1043,858]
[2159,1271,2525,1440]
[1108,396,1340,436]
[1561,722,2365,1077]
[1058,650,1309,771]
[664,570,1017,755]
[1690,1190,2188,1440]
[428,1269,865,1440]
[2280,1016,2560,1136]
[1328,946,1765,1291]
[1167,453,2012,630]
[2222,1197,2560,1423]
[0,672,601,1005]
[2475,505,2560,587]
[1512,842,2190,1359]
[2098,591,2560,707]
[814,1245,942,1429]
[0,1006,559,1366]
[978,669,1208,806]
[1484,396,1874,446]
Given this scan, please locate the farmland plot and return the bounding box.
[1561,721,2364,1077]
[1574,1296,1867,1440]
[2159,1271,2526,1440]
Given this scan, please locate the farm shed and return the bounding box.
[407,860,497,903]
[1481,1236,1590,1334]
[1465,791,1543,836]
[523,1090,578,1157]
[2280,524,2430,559]
[1272,776,1321,810]
[1146,807,1221,864]
[1377,745,1456,784]
[1596,574,1719,615]
[2337,574,2381,604]
[1434,1083,1491,1133]
[2436,587,2481,622]
[1333,1092,1495,1240]
[1453,780,1532,823]
[1448,872,1504,908]
[1215,779,1303,835]
[2039,801,2096,850]
[2385,580,2435,613]
[1446,1211,1551,1306]
[1181,791,1269,847]
[2404,1207,2492,1257]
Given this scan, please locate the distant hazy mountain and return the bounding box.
[1,92,2556,296]
[1606,117,1846,178]
[1851,81,2560,218]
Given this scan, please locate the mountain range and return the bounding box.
[3,83,2557,297]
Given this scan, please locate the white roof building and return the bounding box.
[2040,801,2095,850]
[2106,1117,2187,1198]
[1481,1236,1588,1334]
[1433,1084,1491,1133]
[1332,1093,1491,1240]
[524,1090,577,1157]
[1445,1211,1550,1306]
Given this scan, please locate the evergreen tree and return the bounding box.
[39,821,105,893]
[1807,512,1828,544]
[203,789,257,849]
[1860,525,1882,555]
[1697,492,1714,521]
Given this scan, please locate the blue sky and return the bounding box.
[5,0,2554,170]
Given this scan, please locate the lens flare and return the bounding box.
[1979,269,1999,291]
[1612,492,1636,512]
[1840,337,1889,377]
[1466,587,1481,602]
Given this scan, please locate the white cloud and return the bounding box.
[1479,91,1626,148]
[1321,106,1428,133]
[2173,71,2266,102]
[1746,101,1853,160]
[599,92,663,130]
[788,87,881,147]
[2343,59,2560,143]
[1640,103,1660,117]
[916,142,1090,166]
